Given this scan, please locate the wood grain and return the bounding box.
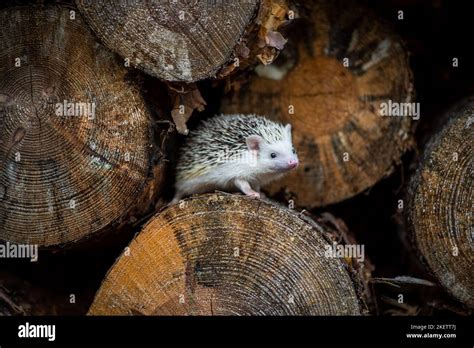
[0,6,165,246]
[407,98,473,308]
[89,193,362,315]
[76,0,260,82]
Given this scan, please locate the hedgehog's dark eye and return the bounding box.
[270,153,277,159]
[292,148,296,154]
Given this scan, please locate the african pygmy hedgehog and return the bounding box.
[172,114,299,203]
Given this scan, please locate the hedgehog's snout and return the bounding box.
[288,158,299,169]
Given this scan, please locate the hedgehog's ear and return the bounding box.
[246,135,263,151]
[285,124,292,135]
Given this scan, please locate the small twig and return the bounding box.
[0,285,25,315]
[371,276,435,287]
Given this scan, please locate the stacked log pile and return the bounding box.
[0,0,471,316]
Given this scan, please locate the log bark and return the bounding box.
[0,6,166,247]
[406,98,473,308]
[88,193,362,315]
[76,0,289,82]
[221,0,414,207]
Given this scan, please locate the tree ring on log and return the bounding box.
[88,193,362,315]
[0,6,161,247]
[222,0,414,207]
[407,98,473,308]
[76,0,261,82]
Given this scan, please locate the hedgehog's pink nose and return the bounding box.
[288,159,299,169]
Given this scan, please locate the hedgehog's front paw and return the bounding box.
[246,191,260,199]
[235,179,261,199]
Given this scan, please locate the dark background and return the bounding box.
[0,0,473,316]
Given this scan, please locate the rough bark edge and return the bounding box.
[215,0,290,80]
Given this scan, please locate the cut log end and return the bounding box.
[88,193,362,315]
[0,6,165,247]
[407,98,474,308]
[76,0,262,82]
[222,0,414,207]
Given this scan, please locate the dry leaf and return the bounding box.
[169,83,207,135]
[265,30,288,50]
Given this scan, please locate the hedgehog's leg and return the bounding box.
[234,178,260,198]
[252,183,266,198]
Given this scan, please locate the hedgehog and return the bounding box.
[172,114,299,203]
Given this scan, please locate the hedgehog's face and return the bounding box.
[246,124,299,173]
